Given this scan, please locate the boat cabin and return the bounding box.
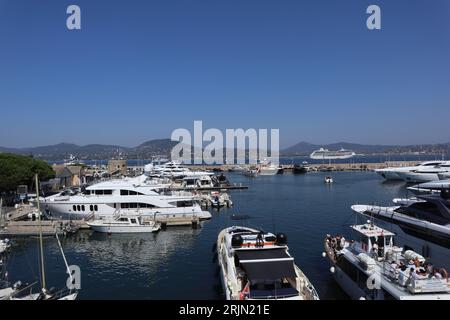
[351,224,395,258]
[233,248,299,299]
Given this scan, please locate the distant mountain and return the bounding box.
[0,140,164,161]
[2,139,449,161]
[282,141,450,156]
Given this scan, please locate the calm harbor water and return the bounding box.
[5,171,412,299]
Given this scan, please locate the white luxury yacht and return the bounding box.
[374,160,446,181]
[310,148,355,160]
[395,161,450,183]
[324,222,450,300]
[146,161,213,179]
[39,176,211,222]
[216,226,319,300]
[407,179,450,195]
[258,159,280,176]
[351,189,450,268]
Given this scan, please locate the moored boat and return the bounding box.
[324,222,450,300]
[216,226,319,300]
[87,214,161,233]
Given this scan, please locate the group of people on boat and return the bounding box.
[325,234,347,259]
[389,258,448,284]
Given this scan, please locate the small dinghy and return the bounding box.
[88,214,161,233]
[325,176,333,184]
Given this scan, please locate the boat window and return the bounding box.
[175,201,194,207]
[130,203,138,209]
[90,205,94,211]
[94,205,98,211]
[120,190,129,196]
[73,205,76,211]
[129,191,137,195]
[130,219,137,224]
[81,205,85,211]
[104,190,113,195]
[138,203,156,208]
[77,205,81,211]
[95,190,104,195]
[121,203,130,209]
[119,218,128,222]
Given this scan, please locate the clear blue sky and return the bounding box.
[1,0,449,148]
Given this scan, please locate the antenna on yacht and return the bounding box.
[35,174,47,292]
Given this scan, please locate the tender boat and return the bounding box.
[325,176,333,184]
[204,191,233,208]
[324,222,450,300]
[88,214,161,233]
[216,226,319,300]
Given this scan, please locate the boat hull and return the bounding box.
[88,224,159,233]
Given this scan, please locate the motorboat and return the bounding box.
[258,159,279,176]
[395,161,450,183]
[0,239,11,255]
[325,176,333,184]
[324,222,450,300]
[374,161,446,181]
[216,226,319,300]
[203,191,233,208]
[407,180,450,195]
[146,161,213,179]
[87,214,161,233]
[351,188,450,267]
[243,168,259,177]
[310,148,355,160]
[293,164,309,174]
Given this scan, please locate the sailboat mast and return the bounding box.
[35,174,46,291]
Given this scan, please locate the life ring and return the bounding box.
[439,268,448,282]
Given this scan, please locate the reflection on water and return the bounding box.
[4,171,409,299]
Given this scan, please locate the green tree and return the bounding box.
[0,153,55,192]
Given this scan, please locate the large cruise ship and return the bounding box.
[310,148,355,160]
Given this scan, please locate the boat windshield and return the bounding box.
[249,280,298,299]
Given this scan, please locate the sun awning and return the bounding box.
[235,249,297,282]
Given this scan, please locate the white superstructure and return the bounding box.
[395,161,450,183]
[39,176,211,221]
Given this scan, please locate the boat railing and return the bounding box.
[407,278,449,294]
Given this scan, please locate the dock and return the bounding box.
[180,161,421,173]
